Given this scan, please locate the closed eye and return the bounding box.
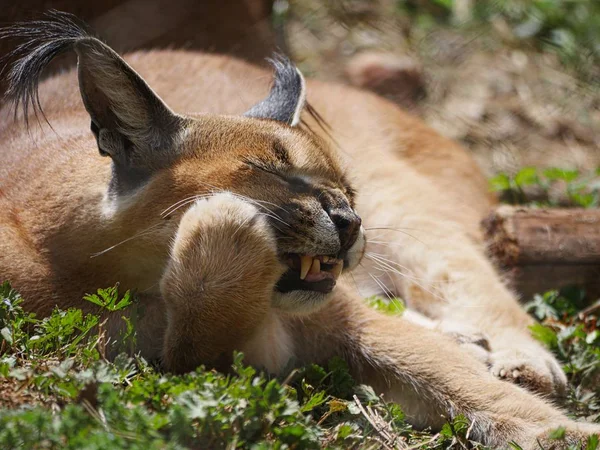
[244,159,284,178]
[244,159,289,181]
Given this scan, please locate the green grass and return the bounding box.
[1,280,599,449]
[0,282,471,449]
[489,166,600,207]
[525,288,600,420]
[398,0,600,82]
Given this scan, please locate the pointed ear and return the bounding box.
[1,11,185,193]
[76,41,183,165]
[245,55,306,126]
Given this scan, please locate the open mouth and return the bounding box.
[276,254,344,294]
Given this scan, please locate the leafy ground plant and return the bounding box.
[1,280,599,448]
[0,281,496,449]
[489,167,600,207]
[525,287,600,422]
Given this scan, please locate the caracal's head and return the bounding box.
[4,11,366,314]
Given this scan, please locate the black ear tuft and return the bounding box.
[0,10,95,127]
[0,10,184,196]
[245,54,306,126]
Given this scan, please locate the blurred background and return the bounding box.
[1,0,599,193]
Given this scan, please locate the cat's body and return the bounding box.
[1,13,598,447]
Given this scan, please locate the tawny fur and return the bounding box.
[1,47,598,448]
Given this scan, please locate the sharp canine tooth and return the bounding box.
[332,261,343,279]
[309,258,321,274]
[300,255,312,280]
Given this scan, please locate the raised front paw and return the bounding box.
[162,192,286,305]
[160,193,287,373]
[490,347,567,398]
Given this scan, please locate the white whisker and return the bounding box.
[364,226,428,248]
[161,194,215,218]
[365,253,446,303]
[366,253,418,279]
[90,222,163,258]
[367,271,395,304]
[160,195,201,217]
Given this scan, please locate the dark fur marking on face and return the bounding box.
[317,188,352,216]
[272,140,291,165]
[275,201,315,227]
[286,176,312,195]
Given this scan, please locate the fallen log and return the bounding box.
[482,206,600,300]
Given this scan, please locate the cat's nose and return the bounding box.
[329,208,362,251]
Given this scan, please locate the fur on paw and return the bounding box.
[448,331,492,365]
[164,192,286,297]
[445,332,490,366]
[173,192,277,256]
[433,319,492,365]
[490,348,567,397]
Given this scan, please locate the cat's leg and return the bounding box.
[403,310,491,365]
[356,169,567,396]
[291,289,599,448]
[159,192,287,373]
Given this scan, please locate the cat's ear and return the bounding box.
[1,11,185,193]
[245,55,306,126]
[76,40,183,165]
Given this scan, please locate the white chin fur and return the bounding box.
[271,225,367,315]
[271,290,330,315]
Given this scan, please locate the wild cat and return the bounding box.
[1,12,598,447]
